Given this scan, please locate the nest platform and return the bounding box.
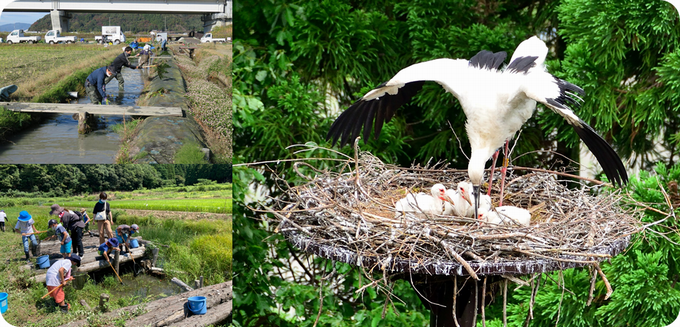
[268,152,640,327]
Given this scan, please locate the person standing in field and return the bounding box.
[94,192,114,245]
[85,65,114,104]
[0,209,6,232]
[105,46,139,90]
[50,204,85,258]
[46,219,72,258]
[45,255,81,314]
[81,208,93,237]
[14,210,39,263]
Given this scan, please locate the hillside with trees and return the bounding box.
[29,13,204,33]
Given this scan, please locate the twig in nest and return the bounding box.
[524,273,541,327]
[447,120,469,161]
[594,262,613,300]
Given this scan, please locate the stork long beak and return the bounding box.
[442,194,454,205]
[473,185,480,220]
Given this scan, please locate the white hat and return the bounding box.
[144,44,150,50]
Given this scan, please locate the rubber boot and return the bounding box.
[60,304,69,313]
[24,251,30,263]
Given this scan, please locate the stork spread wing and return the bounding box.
[327,52,505,147]
[527,76,628,186]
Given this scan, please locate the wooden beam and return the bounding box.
[30,247,146,283]
[0,102,183,117]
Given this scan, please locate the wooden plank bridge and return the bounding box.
[0,102,183,117]
[0,102,183,133]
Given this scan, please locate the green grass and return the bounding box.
[174,142,210,164]
[0,185,232,326]
[60,198,232,214]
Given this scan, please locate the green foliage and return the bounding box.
[174,142,209,164]
[0,107,38,142]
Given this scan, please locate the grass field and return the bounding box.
[0,44,119,101]
[61,198,232,214]
[0,188,232,326]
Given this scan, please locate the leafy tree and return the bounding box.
[235,0,680,326]
[29,13,204,33]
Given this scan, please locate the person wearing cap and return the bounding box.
[98,238,120,263]
[14,210,39,262]
[46,219,72,258]
[115,224,139,252]
[104,46,139,90]
[93,192,114,245]
[0,209,7,232]
[50,204,86,258]
[45,255,81,313]
[85,65,114,104]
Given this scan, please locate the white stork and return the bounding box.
[328,36,628,219]
[457,181,492,218]
[395,183,451,217]
[479,206,532,227]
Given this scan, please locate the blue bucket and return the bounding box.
[187,296,207,315]
[36,255,50,269]
[0,292,7,314]
[130,239,139,248]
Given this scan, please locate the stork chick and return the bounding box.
[395,183,451,218]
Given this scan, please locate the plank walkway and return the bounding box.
[63,281,233,327]
[0,102,183,117]
[25,234,146,283]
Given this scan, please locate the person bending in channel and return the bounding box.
[0,209,7,232]
[93,192,114,245]
[85,65,113,104]
[14,211,39,263]
[137,44,153,68]
[45,255,81,314]
[105,46,139,90]
[98,238,120,263]
[46,219,72,259]
[115,224,139,252]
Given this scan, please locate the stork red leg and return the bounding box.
[499,140,510,206]
[487,150,499,196]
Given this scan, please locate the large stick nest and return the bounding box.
[270,152,639,278]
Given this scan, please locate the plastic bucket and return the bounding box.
[0,292,8,314]
[187,296,207,315]
[36,255,50,269]
[130,239,139,248]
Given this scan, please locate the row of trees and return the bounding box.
[234,0,680,326]
[30,13,205,34]
[0,164,231,196]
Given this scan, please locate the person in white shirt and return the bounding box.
[0,210,7,232]
[45,255,81,313]
[14,210,39,262]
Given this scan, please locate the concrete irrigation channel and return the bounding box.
[0,50,211,164]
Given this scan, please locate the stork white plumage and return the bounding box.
[479,206,532,227]
[443,188,467,216]
[457,181,492,218]
[328,36,628,220]
[395,183,451,217]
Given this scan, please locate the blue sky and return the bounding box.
[0,12,47,26]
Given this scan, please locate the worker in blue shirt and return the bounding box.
[85,66,113,105]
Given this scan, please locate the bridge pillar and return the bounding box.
[50,10,71,33]
[74,111,95,134]
[201,12,231,34]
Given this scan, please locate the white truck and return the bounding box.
[45,30,76,44]
[95,26,126,44]
[200,33,226,43]
[6,29,41,44]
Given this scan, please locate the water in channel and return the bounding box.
[0,65,146,163]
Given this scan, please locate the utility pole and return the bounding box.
[164,16,166,31]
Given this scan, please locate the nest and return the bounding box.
[268,152,639,280]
